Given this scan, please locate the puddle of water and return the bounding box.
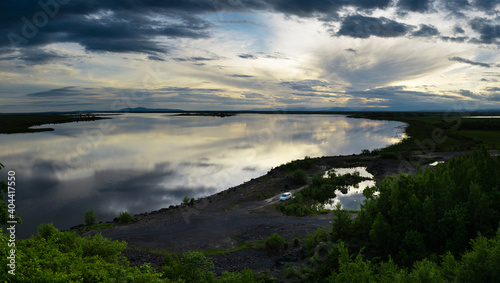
[323,167,376,211]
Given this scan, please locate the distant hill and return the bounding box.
[118,107,185,112]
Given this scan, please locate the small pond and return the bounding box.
[323,167,376,211]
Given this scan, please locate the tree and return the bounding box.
[331,203,352,241]
[84,209,97,226]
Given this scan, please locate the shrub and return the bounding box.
[162,251,215,282]
[183,196,195,205]
[118,211,135,224]
[84,209,97,226]
[294,238,300,247]
[265,233,288,255]
[37,223,59,240]
[331,203,353,241]
[293,169,308,185]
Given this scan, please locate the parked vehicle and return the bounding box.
[279,192,292,201]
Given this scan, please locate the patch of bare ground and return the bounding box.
[81,152,472,277]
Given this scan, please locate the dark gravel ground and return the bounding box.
[83,152,474,279]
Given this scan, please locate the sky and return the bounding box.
[0,0,499,112]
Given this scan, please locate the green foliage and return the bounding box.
[358,149,500,264]
[331,203,352,241]
[183,196,195,205]
[277,170,367,217]
[84,209,97,226]
[265,233,288,255]
[280,156,315,172]
[37,223,59,240]
[0,223,168,282]
[291,228,500,282]
[328,242,375,282]
[292,169,308,185]
[118,211,135,224]
[457,229,500,282]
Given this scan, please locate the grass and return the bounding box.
[0,113,109,134]
[352,113,500,155]
[202,239,266,255]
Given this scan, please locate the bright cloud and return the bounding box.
[0,0,499,112]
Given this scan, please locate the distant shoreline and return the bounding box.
[2,110,500,135]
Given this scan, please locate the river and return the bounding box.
[0,113,405,237]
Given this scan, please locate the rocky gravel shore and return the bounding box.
[79,152,444,277]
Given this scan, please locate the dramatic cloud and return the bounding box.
[230,74,255,78]
[449,56,491,68]
[397,0,432,12]
[469,17,500,44]
[411,24,440,37]
[442,0,471,13]
[238,53,258,59]
[336,15,412,38]
[453,25,465,34]
[280,80,332,92]
[0,0,499,112]
[26,86,84,97]
[0,1,213,60]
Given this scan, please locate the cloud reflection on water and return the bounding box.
[0,113,405,237]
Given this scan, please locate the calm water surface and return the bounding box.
[0,113,405,237]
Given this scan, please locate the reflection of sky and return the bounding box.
[324,167,376,211]
[0,114,404,237]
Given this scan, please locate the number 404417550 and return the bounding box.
[7,171,16,219]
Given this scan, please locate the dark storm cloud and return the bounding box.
[1,0,498,66]
[442,0,471,12]
[397,0,433,12]
[18,48,78,65]
[469,17,500,44]
[173,56,219,62]
[0,48,69,65]
[148,55,166,61]
[336,15,412,38]
[472,0,500,11]
[292,92,337,98]
[229,74,255,78]
[280,80,331,92]
[0,0,399,61]
[348,86,460,101]
[411,24,440,37]
[243,92,266,99]
[449,56,491,68]
[454,25,465,34]
[238,53,258,59]
[441,36,468,42]
[26,86,84,97]
[0,1,214,61]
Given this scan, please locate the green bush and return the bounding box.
[265,233,288,255]
[84,209,97,226]
[358,149,500,263]
[331,203,352,241]
[292,169,308,185]
[162,251,215,282]
[37,223,59,240]
[183,196,195,205]
[118,211,135,224]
